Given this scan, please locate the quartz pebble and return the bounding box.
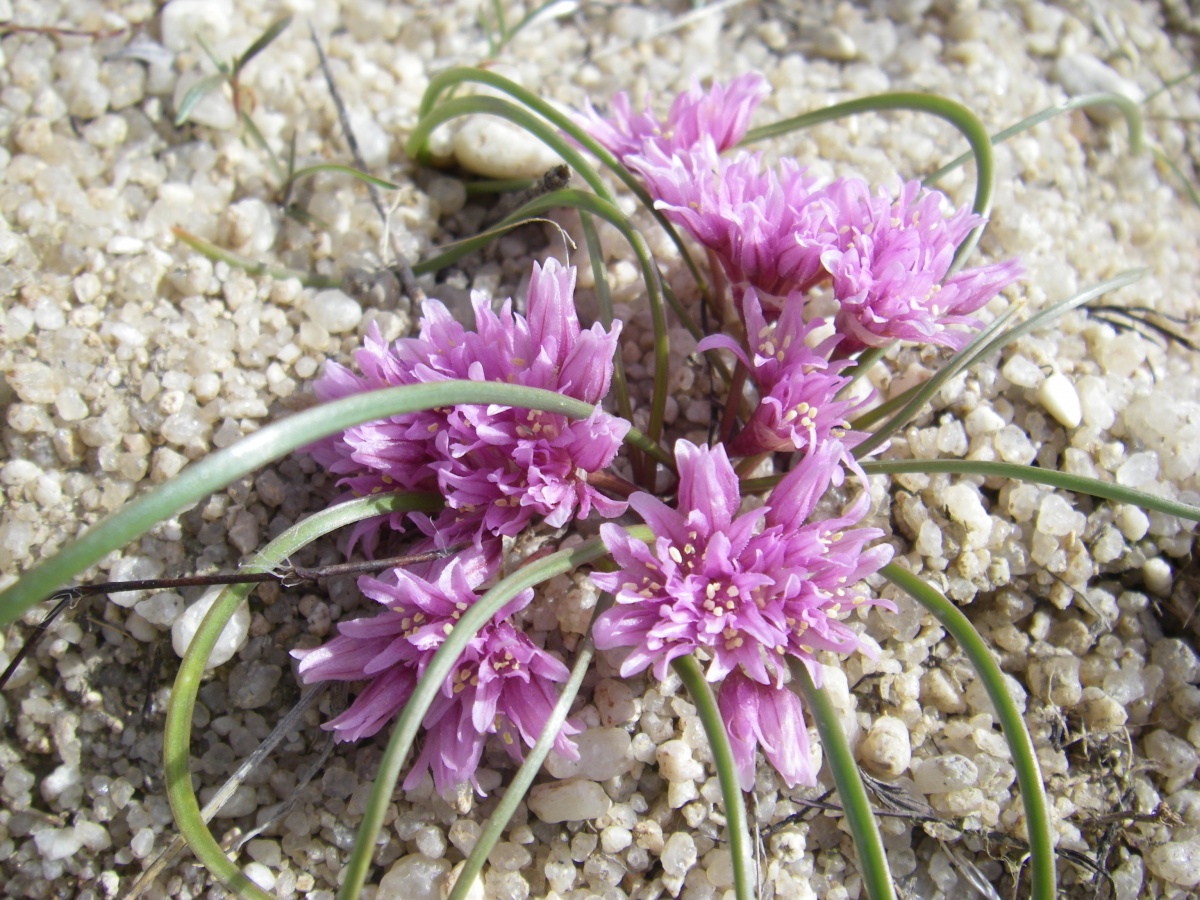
[546,726,634,780]
[1036,372,1081,428]
[377,854,451,900]
[859,716,911,777]
[171,587,250,669]
[527,780,612,823]
[303,289,363,334]
[1147,838,1200,888]
[911,754,978,793]
[453,116,563,179]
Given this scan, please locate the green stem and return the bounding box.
[338,531,641,899]
[172,227,339,288]
[447,600,610,900]
[860,459,1200,522]
[792,662,896,900]
[741,92,994,272]
[413,66,713,328]
[672,656,754,900]
[0,380,658,627]
[164,493,436,900]
[923,92,1145,185]
[881,563,1055,900]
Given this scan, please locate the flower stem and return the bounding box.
[672,655,755,900]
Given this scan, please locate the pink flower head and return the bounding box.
[699,289,868,456]
[575,73,770,164]
[591,439,892,788]
[718,668,812,791]
[632,143,836,303]
[821,179,1023,351]
[293,552,579,795]
[592,439,893,683]
[307,259,630,553]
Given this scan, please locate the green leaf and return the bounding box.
[882,563,1055,900]
[174,73,228,127]
[285,163,403,192]
[234,15,293,75]
[0,381,658,628]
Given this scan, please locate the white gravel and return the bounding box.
[1,1,1200,899]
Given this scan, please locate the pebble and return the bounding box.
[171,586,251,669]
[660,831,697,877]
[1052,52,1145,126]
[1036,372,1081,428]
[527,779,612,823]
[452,116,563,180]
[546,726,634,780]
[33,827,83,861]
[656,739,705,783]
[859,716,911,777]
[911,754,978,793]
[160,0,233,51]
[302,289,363,334]
[1147,838,1200,888]
[943,483,993,547]
[228,661,282,709]
[1144,730,1199,784]
[377,854,451,900]
[1036,493,1086,537]
[1028,655,1082,707]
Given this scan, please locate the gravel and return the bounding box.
[1,1,1200,898]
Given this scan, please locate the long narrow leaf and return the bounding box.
[174,73,227,127]
[0,381,657,627]
[792,662,896,900]
[234,15,293,74]
[672,655,755,900]
[337,531,640,899]
[882,563,1055,900]
[740,92,994,271]
[164,493,434,900]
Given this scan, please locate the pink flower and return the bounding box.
[718,669,812,791]
[575,73,770,164]
[308,259,629,552]
[590,439,893,787]
[632,143,836,303]
[821,179,1023,351]
[698,289,868,456]
[293,552,579,794]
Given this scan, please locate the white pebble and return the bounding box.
[1036,493,1085,537]
[1115,505,1149,541]
[943,483,993,547]
[134,591,184,628]
[1001,354,1041,388]
[1036,372,1081,428]
[1,459,40,486]
[1116,451,1159,488]
[243,862,276,892]
[546,726,634,780]
[911,753,978,793]
[1142,557,1173,596]
[1147,838,1200,888]
[656,739,705,783]
[160,0,233,51]
[34,826,83,861]
[859,716,911,777]
[105,235,145,255]
[527,779,612,823]
[1053,53,1144,126]
[303,289,363,334]
[171,586,250,669]
[377,855,452,900]
[453,116,562,180]
[660,831,697,877]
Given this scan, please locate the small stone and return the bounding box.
[943,483,993,547]
[0,459,40,486]
[1028,655,1083,707]
[1147,838,1200,888]
[1142,557,1173,596]
[527,780,612,823]
[8,362,61,403]
[600,825,632,854]
[911,754,978,793]
[660,832,697,877]
[134,591,184,628]
[160,0,233,51]
[106,555,165,608]
[453,116,562,180]
[859,716,911,777]
[54,388,89,421]
[302,289,363,334]
[1116,451,1159,488]
[377,854,451,900]
[546,727,633,781]
[1053,53,1145,126]
[243,863,275,892]
[171,586,250,669]
[1144,730,1199,783]
[1037,373,1081,428]
[1001,354,1041,388]
[993,424,1036,465]
[656,739,705,783]
[594,678,640,726]
[34,826,83,861]
[1114,505,1150,541]
[228,661,282,709]
[105,235,144,255]
[1036,493,1085,537]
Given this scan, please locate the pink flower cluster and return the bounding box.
[295,259,628,793]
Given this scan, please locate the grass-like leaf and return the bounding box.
[923,92,1145,186]
[171,227,340,287]
[792,661,896,900]
[860,459,1200,522]
[882,563,1055,900]
[739,92,994,272]
[234,15,293,75]
[0,381,658,628]
[447,598,606,900]
[851,268,1145,459]
[284,163,402,192]
[174,72,227,127]
[337,531,636,900]
[672,655,755,900]
[164,492,432,900]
